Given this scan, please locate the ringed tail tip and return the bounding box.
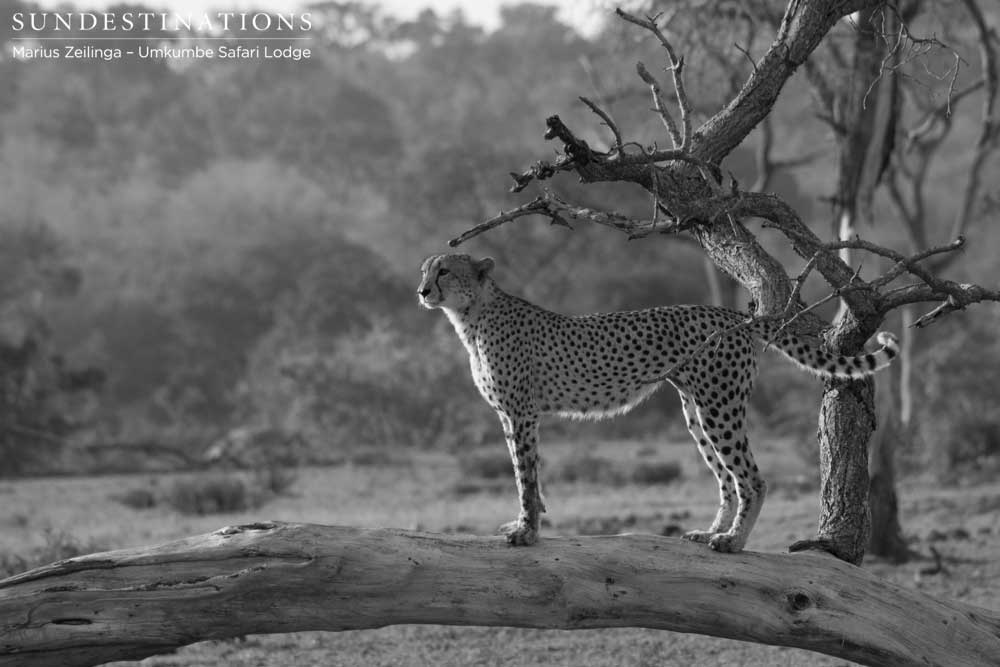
[876,331,899,357]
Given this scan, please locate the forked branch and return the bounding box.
[506,115,721,194]
[616,8,693,148]
[819,235,1000,327]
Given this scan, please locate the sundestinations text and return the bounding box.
[11,11,312,33]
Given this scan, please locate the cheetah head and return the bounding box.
[417,254,495,311]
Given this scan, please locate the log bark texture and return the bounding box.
[2,522,998,667]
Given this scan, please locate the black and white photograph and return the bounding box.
[1,0,998,664]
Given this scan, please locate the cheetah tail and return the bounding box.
[771,331,899,380]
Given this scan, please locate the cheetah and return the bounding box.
[417,253,898,552]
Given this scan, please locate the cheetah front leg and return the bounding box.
[497,412,544,546]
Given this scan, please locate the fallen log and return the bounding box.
[1,522,997,667]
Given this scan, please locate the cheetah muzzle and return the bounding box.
[417,253,898,552]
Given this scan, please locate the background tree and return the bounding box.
[450,0,1000,564]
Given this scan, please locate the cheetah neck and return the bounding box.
[442,306,476,350]
[441,280,502,356]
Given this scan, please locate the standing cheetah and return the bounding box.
[417,253,898,552]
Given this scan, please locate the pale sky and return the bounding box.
[35,0,613,34]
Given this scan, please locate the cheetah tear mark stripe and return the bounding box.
[757,325,899,380]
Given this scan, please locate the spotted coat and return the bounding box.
[418,254,898,552]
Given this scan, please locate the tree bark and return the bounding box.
[809,371,877,563]
[1,522,998,667]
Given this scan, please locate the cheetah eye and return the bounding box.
[438,268,451,277]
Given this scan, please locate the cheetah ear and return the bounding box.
[475,257,495,281]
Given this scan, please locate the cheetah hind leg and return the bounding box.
[684,396,767,553]
[678,393,738,545]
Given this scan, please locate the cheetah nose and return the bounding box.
[418,287,431,297]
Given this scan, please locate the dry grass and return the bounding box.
[0,528,111,579]
[1,437,998,666]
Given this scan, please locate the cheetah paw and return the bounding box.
[499,520,538,546]
[681,529,715,544]
[707,532,745,553]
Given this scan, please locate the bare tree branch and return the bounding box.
[867,237,967,288]
[579,96,624,152]
[508,157,575,194]
[507,115,722,193]
[449,196,569,246]
[880,282,1000,328]
[616,8,694,148]
[824,236,965,291]
[733,40,757,73]
[635,61,682,147]
[449,191,704,247]
[786,251,823,310]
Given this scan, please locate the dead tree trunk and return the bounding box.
[2,522,999,667]
[807,4,911,563]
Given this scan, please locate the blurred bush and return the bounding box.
[914,313,1000,473]
[628,460,683,485]
[112,467,297,514]
[112,487,158,510]
[460,448,513,481]
[550,454,682,487]
[270,321,495,452]
[162,469,297,516]
[164,475,252,515]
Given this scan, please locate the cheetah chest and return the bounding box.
[467,330,534,413]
